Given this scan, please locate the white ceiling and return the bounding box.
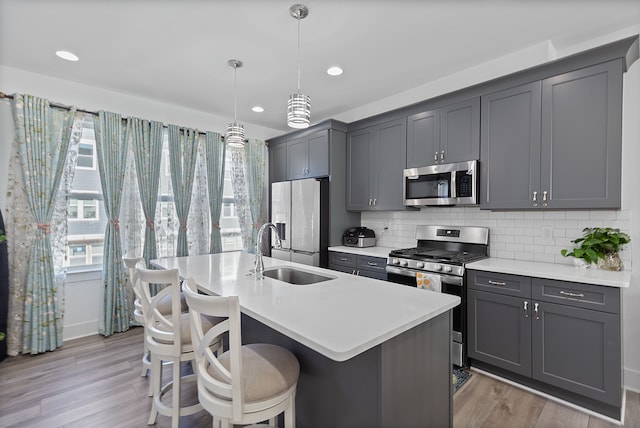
[1,0,639,138]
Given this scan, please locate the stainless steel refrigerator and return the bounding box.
[270,178,328,267]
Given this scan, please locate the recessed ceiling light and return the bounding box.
[252,106,264,113]
[327,66,343,76]
[56,50,79,61]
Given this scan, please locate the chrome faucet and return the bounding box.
[255,222,282,279]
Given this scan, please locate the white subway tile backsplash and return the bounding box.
[361,206,631,269]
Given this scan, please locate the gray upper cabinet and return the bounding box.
[540,61,622,209]
[406,109,439,168]
[481,60,623,210]
[347,118,407,211]
[406,97,479,168]
[480,82,542,209]
[287,129,330,180]
[269,142,287,183]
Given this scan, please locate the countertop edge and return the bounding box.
[467,258,631,288]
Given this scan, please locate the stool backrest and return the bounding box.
[182,278,244,421]
[135,265,184,355]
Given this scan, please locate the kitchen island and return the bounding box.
[153,252,459,428]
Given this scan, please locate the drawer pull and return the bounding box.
[488,280,506,286]
[559,291,585,298]
[339,257,348,262]
[367,262,378,266]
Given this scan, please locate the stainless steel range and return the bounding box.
[386,225,489,367]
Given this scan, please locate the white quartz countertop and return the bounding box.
[467,258,631,288]
[328,245,395,258]
[152,252,459,362]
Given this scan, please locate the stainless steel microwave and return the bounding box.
[403,160,478,206]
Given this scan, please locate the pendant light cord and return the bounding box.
[233,64,238,121]
[297,14,301,92]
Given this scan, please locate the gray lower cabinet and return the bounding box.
[328,251,387,280]
[406,97,480,168]
[480,59,623,210]
[467,270,622,417]
[347,118,406,211]
[287,129,330,180]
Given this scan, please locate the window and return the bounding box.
[68,198,99,221]
[76,141,96,169]
[65,120,106,270]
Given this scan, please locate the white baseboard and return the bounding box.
[62,320,99,341]
[624,367,640,393]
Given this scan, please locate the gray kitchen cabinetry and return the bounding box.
[347,118,406,211]
[287,129,330,180]
[269,142,287,183]
[480,60,623,210]
[467,270,622,418]
[328,251,387,280]
[406,97,480,168]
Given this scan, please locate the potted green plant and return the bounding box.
[561,227,630,271]
[0,229,6,245]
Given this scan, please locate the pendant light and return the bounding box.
[226,59,245,147]
[287,4,311,129]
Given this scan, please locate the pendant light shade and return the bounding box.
[226,59,245,147]
[287,4,310,129]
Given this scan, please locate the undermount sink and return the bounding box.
[262,267,335,285]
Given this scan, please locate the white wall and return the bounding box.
[0,65,280,141]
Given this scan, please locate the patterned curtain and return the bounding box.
[168,125,199,257]
[94,111,129,336]
[187,139,210,256]
[10,94,77,354]
[205,132,225,253]
[229,147,252,251]
[245,139,268,252]
[129,118,163,266]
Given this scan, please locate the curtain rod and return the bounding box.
[0,91,225,139]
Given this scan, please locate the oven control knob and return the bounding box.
[400,259,408,267]
[433,264,442,271]
[391,258,400,265]
[416,262,424,268]
[443,265,452,273]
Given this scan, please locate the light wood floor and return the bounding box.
[0,327,638,427]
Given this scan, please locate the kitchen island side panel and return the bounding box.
[241,310,452,428]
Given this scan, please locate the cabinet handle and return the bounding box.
[534,302,540,320]
[488,280,506,286]
[339,257,348,262]
[373,198,377,206]
[523,301,529,318]
[434,151,438,162]
[559,290,585,298]
[532,191,538,207]
[368,198,373,206]
[367,262,378,266]
[356,270,360,276]
[542,190,548,207]
[352,269,356,275]
[440,150,445,161]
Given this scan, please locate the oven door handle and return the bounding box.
[386,265,463,286]
[386,265,417,277]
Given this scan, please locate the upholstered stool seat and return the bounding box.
[210,343,299,404]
